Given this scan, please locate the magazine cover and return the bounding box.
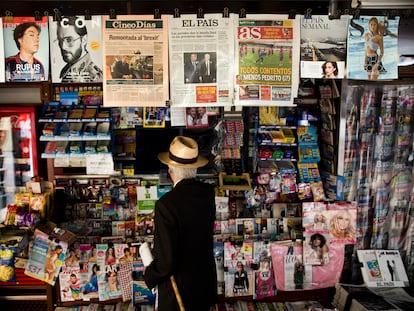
[327,201,357,244]
[224,241,253,268]
[283,254,313,291]
[303,232,330,265]
[234,14,300,106]
[79,262,99,300]
[97,263,122,301]
[168,13,236,107]
[185,107,210,128]
[132,262,156,306]
[357,249,384,286]
[59,266,82,302]
[224,260,254,298]
[253,241,276,299]
[143,107,167,128]
[300,15,348,79]
[102,15,169,107]
[214,242,225,295]
[118,262,133,302]
[347,16,399,80]
[3,16,49,81]
[24,229,68,286]
[48,15,103,83]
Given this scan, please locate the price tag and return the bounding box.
[85,154,114,175]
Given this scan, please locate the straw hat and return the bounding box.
[158,136,208,168]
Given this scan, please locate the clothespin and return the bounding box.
[239,8,246,19]
[53,8,61,22]
[197,8,204,19]
[84,9,91,21]
[34,10,42,21]
[109,8,116,19]
[154,8,161,20]
[173,8,180,18]
[223,7,229,18]
[288,9,296,20]
[4,10,13,23]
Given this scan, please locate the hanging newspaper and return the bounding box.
[300,15,349,79]
[234,15,300,106]
[168,13,236,107]
[102,15,169,107]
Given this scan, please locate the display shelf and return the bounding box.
[40,135,111,141]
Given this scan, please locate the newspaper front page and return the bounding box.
[234,15,300,106]
[102,15,169,107]
[168,13,236,107]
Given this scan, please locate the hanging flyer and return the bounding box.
[49,15,103,83]
[3,16,49,82]
[102,15,169,107]
[168,13,236,107]
[300,15,349,79]
[234,14,300,106]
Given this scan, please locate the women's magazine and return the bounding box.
[24,229,68,286]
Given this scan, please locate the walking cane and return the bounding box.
[170,275,185,311]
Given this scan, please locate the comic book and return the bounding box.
[59,266,82,302]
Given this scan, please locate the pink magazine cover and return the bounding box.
[253,241,276,299]
[327,201,357,244]
[224,241,253,268]
[3,16,49,81]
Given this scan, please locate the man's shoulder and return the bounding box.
[5,54,19,63]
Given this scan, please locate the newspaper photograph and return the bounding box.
[234,15,300,106]
[102,15,169,107]
[168,13,236,107]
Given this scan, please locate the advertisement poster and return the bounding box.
[234,14,300,106]
[49,15,103,83]
[300,15,349,79]
[168,13,236,107]
[3,16,49,82]
[102,15,169,107]
[347,16,399,80]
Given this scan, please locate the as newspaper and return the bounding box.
[168,13,236,107]
[102,15,169,107]
[234,14,300,106]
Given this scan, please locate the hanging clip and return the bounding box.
[388,10,398,20]
[173,8,180,18]
[288,9,296,20]
[223,7,229,18]
[34,10,42,21]
[239,8,246,19]
[53,8,61,22]
[84,9,91,20]
[4,10,13,23]
[304,8,312,20]
[109,8,116,19]
[197,8,204,19]
[154,8,161,20]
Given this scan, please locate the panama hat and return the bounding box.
[158,136,208,168]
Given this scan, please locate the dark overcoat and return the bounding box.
[144,178,217,311]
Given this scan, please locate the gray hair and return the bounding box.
[169,165,197,179]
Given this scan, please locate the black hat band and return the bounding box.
[169,151,198,164]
